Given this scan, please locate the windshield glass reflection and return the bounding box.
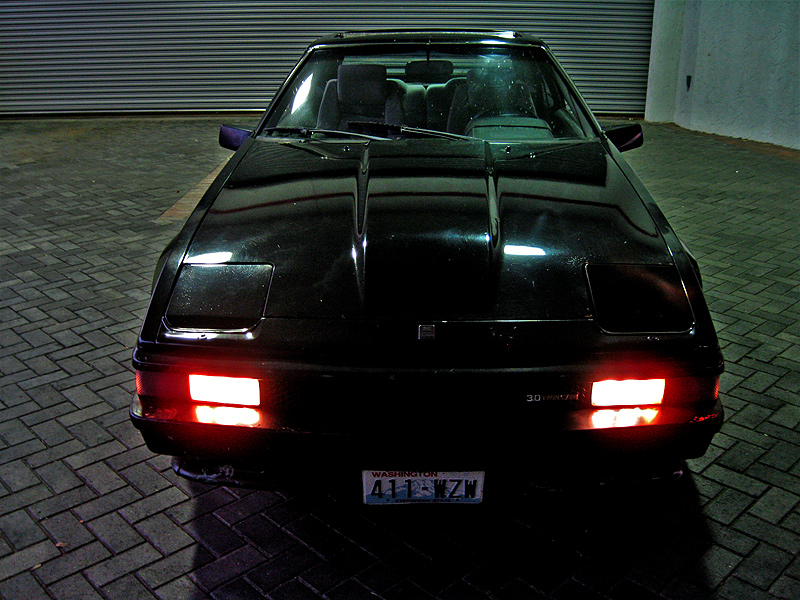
[262,45,594,142]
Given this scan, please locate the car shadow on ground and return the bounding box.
[179,469,713,599]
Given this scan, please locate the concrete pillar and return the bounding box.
[645,0,799,149]
[645,0,686,123]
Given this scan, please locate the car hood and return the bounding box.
[183,137,669,322]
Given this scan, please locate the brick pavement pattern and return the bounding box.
[0,117,798,600]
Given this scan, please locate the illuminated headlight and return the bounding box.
[591,378,665,407]
[189,375,260,406]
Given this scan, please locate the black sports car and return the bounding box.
[131,31,723,503]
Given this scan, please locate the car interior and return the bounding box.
[266,52,591,141]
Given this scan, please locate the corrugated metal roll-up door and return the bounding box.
[0,0,654,115]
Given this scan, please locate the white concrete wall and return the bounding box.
[646,0,799,149]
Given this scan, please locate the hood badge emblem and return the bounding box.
[418,325,436,340]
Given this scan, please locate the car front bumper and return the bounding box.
[131,393,723,489]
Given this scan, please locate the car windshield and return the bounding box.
[261,44,596,142]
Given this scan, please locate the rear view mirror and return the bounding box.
[404,59,454,83]
[219,125,252,150]
[604,123,643,152]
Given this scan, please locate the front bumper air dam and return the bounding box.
[131,395,723,488]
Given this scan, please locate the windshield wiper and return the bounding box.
[262,123,474,142]
[503,139,593,160]
[346,121,473,141]
[399,126,474,141]
[261,126,385,141]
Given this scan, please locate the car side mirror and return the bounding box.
[219,125,252,150]
[603,123,643,152]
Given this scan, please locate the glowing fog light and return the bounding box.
[194,405,260,426]
[591,408,659,429]
[189,375,260,406]
[591,379,665,407]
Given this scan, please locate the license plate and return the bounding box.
[362,470,485,504]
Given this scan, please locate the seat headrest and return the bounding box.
[337,64,388,105]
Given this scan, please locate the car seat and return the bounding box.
[317,64,404,131]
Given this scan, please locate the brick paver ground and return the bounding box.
[0,117,798,600]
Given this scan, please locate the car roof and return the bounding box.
[309,30,547,49]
